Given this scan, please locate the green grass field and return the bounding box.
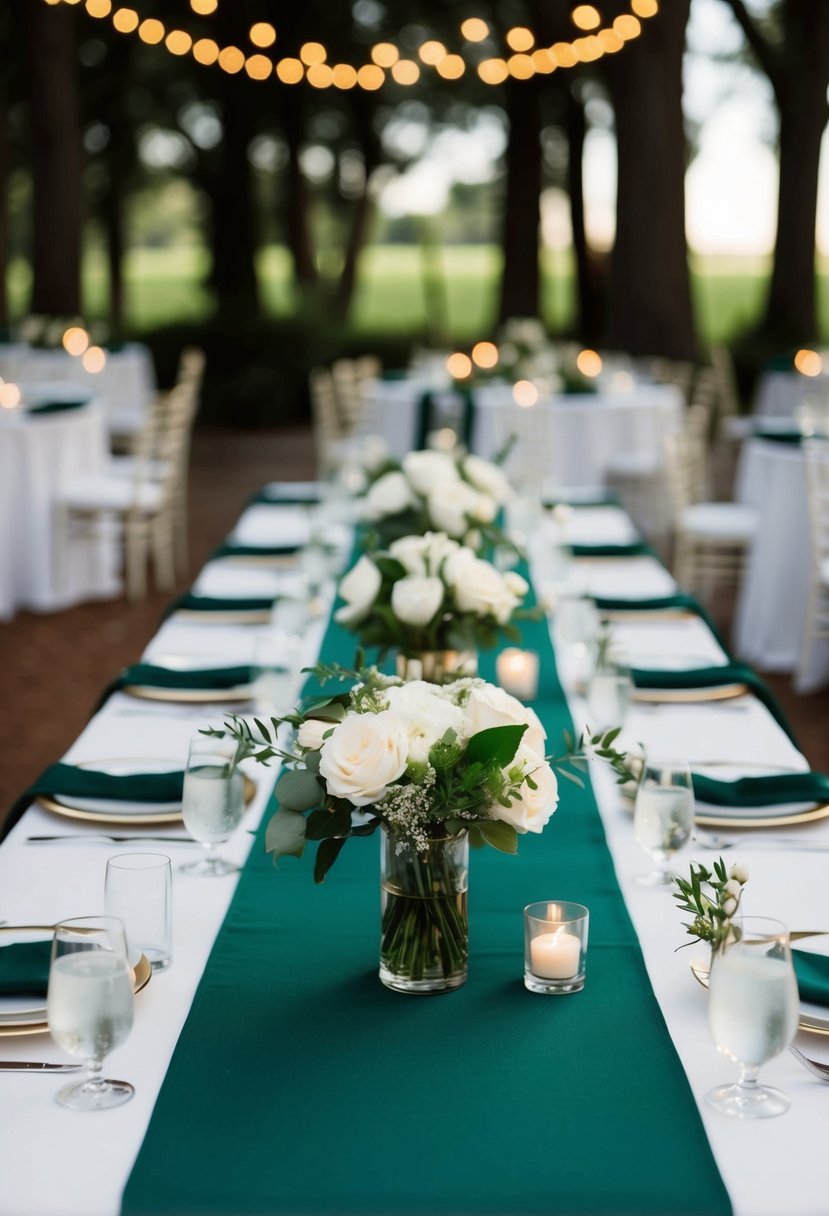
[8,244,829,345]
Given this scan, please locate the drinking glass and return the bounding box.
[181,732,245,876]
[47,916,135,1111]
[633,758,694,886]
[251,630,304,717]
[553,594,599,688]
[707,916,799,1119]
[105,853,172,971]
[586,646,633,732]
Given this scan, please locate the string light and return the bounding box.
[513,381,539,407]
[471,341,498,369]
[42,0,660,89]
[795,349,823,377]
[446,353,473,380]
[62,327,89,356]
[82,346,107,374]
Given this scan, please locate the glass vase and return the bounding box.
[394,650,477,684]
[379,828,469,994]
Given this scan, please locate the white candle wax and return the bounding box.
[529,929,581,979]
[496,648,539,699]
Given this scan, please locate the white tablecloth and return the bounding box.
[734,438,829,692]
[2,500,829,1216]
[0,344,155,440]
[360,379,684,494]
[0,403,119,620]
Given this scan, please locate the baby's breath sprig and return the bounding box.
[673,858,749,952]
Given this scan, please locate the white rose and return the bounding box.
[362,435,389,474]
[334,555,381,625]
[504,571,529,599]
[462,454,512,504]
[729,863,749,884]
[422,531,461,573]
[402,450,459,496]
[723,879,743,900]
[722,896,738,917]
[297,718,330,751]
[389,535,429,577]
[442,544,477,587]
[491,745,559,834]
[426,480,480,537]
[364,471,415,520]
[386,681,466,765]
[391,576,444,627]
[319,709,409,806]
[453,559,518,624]
[463,682,546,755]
[470,494,497,524]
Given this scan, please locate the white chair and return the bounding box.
[666,403,757,599]
[330,356,380,435]
[309,367,343,477]
[55,380,196,601]
[798,439,829,682]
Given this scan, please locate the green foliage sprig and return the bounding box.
[673,858,749,952]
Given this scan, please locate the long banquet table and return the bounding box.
[2,488,829,1216]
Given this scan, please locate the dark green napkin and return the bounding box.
[544,495,620,508]
[793,950,829,1007]
[0,941,51,998]
[571,541,650,558]
[248,487,319,507]
[212,541,300,560]
[26,399,88,416]
[164,592,275,618]
[117,663,251,691]
[692,770,829,808]
[631,661,797,744]
[2,762,184,843]
[415,388,475,450]
[753,429,801,445]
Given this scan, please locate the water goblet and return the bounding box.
[586,644,633,732]
[707,916,799,1119]
[633,758,694,886]
[251,630,304,718]
[47,915,135,1111]
[181,732,245,876]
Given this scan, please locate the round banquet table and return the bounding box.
[0,342,155,442]
[360,377,684,491]
[734,436,829,692]
[752,369,829,422]
[0,402,120,620]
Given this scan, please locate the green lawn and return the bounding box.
[8,243,829,345]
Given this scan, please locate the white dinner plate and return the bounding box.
[50,758,183,817]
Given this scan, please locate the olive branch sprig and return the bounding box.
[672,858,749,952]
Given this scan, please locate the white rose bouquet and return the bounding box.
[213,666,628,991]
[334,531,532,660]
[359,450,513,549]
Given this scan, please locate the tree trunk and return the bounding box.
[565,89,605,343]
[0,88,8,332]
[25,4,82,316]
[498,79,542,323]
[210,88,260,315]
[603,0,695,360]
[283,95,317,293]
[333,96,381,319]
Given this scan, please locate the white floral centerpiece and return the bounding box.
[216,667,628,995]
[360,449,512,549]
[335,531,531,682]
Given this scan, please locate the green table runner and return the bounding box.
[122,577,729,1215]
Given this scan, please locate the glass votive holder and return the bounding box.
[524,901,589,995]
[105,853,172,971]
[496,648,539,700]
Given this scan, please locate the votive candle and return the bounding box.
[496,648,539,700]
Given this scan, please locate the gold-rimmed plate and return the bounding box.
[122,682,254,704]
[0,952,152,1038]
[690,941,829,1037]
[694,800,829,830]
[172,609,273,625]
[632,683,749,703]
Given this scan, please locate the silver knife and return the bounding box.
[0,1061,82,1072]
[26,835,197,845]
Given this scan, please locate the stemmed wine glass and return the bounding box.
[47,916,135,1111]
[181,732,245,876]
[707,916,799,1118]
[633,758,694,886]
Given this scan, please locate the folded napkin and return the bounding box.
[692,771,829,809]
[793,950,829,1007]
[753,429,801,446]
[26,399,88,416]
[0,941,51,999]
[248,488,319,507]
[571,542,651,558]
[2,762,185,843]
[164,592,275,619]
[415,388,475,450]
[212,541,301,560]
[116,662,252,691]
[544,495,620,509]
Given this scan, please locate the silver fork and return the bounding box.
[789,1045,829,1082]
[694,829,829,852]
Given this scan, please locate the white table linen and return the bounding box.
[734,438,829,691]
[3,501,829,1216]
[0,402,119,620]
[0,344,155,441]
[753,370,829,423]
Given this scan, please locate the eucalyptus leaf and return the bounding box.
[265,808,307,861]
[314,837,347,884]
[478,820,519,854]
[276,768,323,812]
